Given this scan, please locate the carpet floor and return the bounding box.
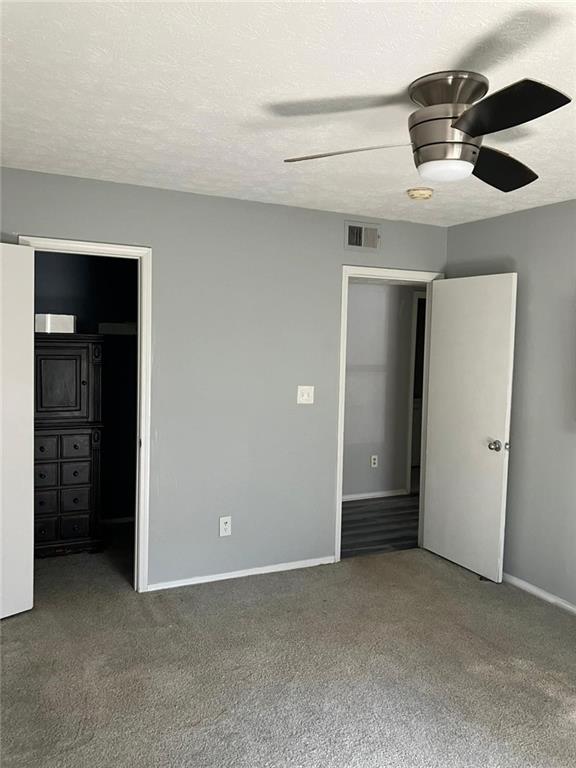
[1,549,575,768]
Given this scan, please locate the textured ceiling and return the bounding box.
[2,1,575,226]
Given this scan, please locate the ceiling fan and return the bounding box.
[284,70,571,192]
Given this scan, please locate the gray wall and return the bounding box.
[447,201,576,606]
[343,282,415,497]
[1,168,446,585]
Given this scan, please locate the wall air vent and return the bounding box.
[345,222,380,250]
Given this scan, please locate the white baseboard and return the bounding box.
[503,573,576,616]
[145,556,335,593]
[342,489,409,502]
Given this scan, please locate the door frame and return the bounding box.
[335,266,443,561]
[18,235,151,593]
[405,290,427,496]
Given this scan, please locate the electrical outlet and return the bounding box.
[371,455,378,468]
[219,516,232,537]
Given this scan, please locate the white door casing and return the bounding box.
[422,273,517,582]
[0,244,34,618]
[335,266,444,560]
[18,235,152,593]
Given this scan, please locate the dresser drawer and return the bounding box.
[61,461,91,485]
[35,490,58,516]
[34,435,58,460]
[35,517,58,543]
[61,487,91,512]
[35,463,58,487]
[61,434,91,459]
[60,515,90,540]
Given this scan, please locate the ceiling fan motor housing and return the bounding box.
[408,71,488,172]
[408,103,483,169]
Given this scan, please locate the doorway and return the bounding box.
[335,266,442,561]
[18,235,151,594]
[33,251,138,584]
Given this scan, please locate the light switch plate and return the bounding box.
[297,385,314,405]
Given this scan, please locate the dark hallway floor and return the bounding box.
[341,493,419,558]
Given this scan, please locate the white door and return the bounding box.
[422,273,517,582]
[0,243,34,618]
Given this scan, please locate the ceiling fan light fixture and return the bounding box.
[418,159,475,183]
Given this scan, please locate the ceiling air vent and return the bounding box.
[345,222,380,250]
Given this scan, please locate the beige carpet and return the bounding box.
[1,549,575,768]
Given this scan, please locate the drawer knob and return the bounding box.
[73,524,79,531]
[73,498,79,504]
[39,472,46,479]
[73,470,79,477]
[40,528,46,536]
[39,446,46,453]
[39,500,45,506]
[73,443,80,450]
[81,380,87,386]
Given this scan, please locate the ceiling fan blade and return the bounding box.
[453,9,562,72]
[453,79,571,138]
[284,143,410,163]
[472,146,537,192]
[268,92,409,117]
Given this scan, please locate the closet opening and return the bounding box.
[338,270,431,559]
[33,251,139,586]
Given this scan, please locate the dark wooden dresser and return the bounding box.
[34,334,104,555]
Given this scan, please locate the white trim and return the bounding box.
[18,236,148,260]
[145,556,335,593]
[335,266,444,562]
[342,489,408,502]
[406,290,426,495]
[135,252,152,593]
[418,282,435,547]
[335,273,349,562]
[503,574,576,616]
[342,265,444,283]
[18,235,152,593]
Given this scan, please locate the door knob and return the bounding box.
[488,439,502,452]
